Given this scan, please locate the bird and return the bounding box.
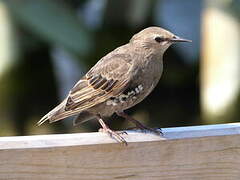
[37,26,191,145]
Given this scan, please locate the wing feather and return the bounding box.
[38,51,133,125]
[66,56,132,110]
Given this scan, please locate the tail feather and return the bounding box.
[37,97,91,126]
[37,113,50,126]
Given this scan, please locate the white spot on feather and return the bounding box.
[138,84,143,91]
[106,100,112,106]
[105,85,144,106]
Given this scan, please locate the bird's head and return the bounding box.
[130,27,191,55]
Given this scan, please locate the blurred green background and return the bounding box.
[1,0,240,136]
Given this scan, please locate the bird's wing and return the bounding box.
[67,53,133,110]
[37,53,133,125]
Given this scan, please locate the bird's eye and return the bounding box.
[154,36,165,43]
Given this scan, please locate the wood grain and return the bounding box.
[1,123,240,180]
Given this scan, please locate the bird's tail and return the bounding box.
[37,99,79,126]
[37,113,50,126]
[37,100,66,126]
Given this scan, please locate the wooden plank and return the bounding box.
[1,123,240,180]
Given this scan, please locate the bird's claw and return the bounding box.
[127,126,163,136]
[140,127,163,136]
[117,131,128,135]
[116,111,163,136]
[99,128,128,146]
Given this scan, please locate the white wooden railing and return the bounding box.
[1,123,240,180]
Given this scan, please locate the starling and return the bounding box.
[38,27,191,145]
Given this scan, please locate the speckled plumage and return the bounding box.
[38,27,191,145]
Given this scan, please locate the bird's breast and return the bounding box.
[105,58,163,110]
[134,58,163,100]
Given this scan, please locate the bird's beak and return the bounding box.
[170,36,192,43]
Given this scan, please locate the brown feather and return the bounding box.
[38,51,133,125]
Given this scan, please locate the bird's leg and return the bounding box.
[96,115,127,145]
[116,111,163,135]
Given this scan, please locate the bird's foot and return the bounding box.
[117,111,163,136]
[98,128,127,136]
[98,128,127,145]
[97,116,127,146]
[126,126,162,135]
[117,131,128,135]
[137,126,163,135]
